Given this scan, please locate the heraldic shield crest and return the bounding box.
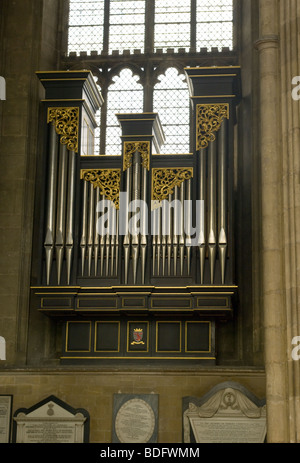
[131,328,145,345]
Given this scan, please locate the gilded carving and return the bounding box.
[123,141,150,171]
[196,103,229,150]
[80,169,121,209]
[152,168,193,202]
[47,107,79,153]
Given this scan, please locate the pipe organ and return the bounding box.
[32,68,241,364]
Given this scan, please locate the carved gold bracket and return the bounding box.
[152,168,193,202]
[47,107,79,153]
[123,141,150,171]
[196,103,229,150]
[80,169,121,209]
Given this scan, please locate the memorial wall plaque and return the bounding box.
[0,395,13,443]
[112,394,158,443]
[13,395,89,443]
[183,382,266,443]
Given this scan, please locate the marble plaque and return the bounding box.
[13,395,89,443]
[112,394,158,443]
[183,382,266,444]
[0,395,12,443]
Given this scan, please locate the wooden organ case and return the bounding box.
[32,67,241,364]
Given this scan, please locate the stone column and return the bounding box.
[0,0,60,364]
[279,0,300,443]
[255,0,289,442]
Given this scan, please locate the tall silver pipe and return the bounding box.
[152,204,157,276]
[93,187,100,276]
[218,120,228,284]
[123,165,132,284]
[198,148,206,284]
[115,209,119,276]
[99,194,105,276]
[44,124,58,285]
[105,202,111,277]
[140,165,147,283]
[55,143,68,285]
[65,150,76,285]
[80,179,88,276]
[185,178,192,276]
[179,182,185,276]
[167,193,173,276]
[110,203,116,276]
[156,204,161,277]
[131,151,141,284]
[87,182,95,277]
[173,186,179,276]
[208,140,217,284]
[161,203,166,276]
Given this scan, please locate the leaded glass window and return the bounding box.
[105,68,143,155]
[196,0,233,51]
[153,68,190,154]
[68,0,105,54]
[66,0,236,155]
[109,0,145,53]
[154,0,191,52]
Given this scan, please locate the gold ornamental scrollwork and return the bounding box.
[196,103,229,150]
[152,168,194,203]
[80,169,121,209]
[123,141,150,171]
[48,107,79,153]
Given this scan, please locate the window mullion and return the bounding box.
[145,0,155,54]
[103,0,110,54]
[190,0,196,52]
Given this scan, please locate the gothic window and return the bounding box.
[105,68,144,155]
[109,0,146,53]
[68,0,105,54]
[153,67,190,154]
[196,0,233,51]
[154,0,191,52]
[65,0,236,155]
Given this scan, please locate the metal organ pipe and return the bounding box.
[93,187,100,276]
[80,178,88,276]
[218,120,228,284]
[132,151,141,285]
[55,143,68,285]
[141,164,147,284]
[173,186,179,276]
[44,124,58,285]
[179,181,185,276]
[198,148,206,284]
[123,165,132,284]
[208,140,217,284]
[65,150,76,285]
[87,182,95,277]
[99,194,105,277]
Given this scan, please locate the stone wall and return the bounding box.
[0,368,265,443]
[0,0,60,365]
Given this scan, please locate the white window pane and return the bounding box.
[109,0,146,53]
[154,0,191,51]
[68,1,104,54]
[106,69,144,155]
[154,68,190,154]
[196,0,233,51]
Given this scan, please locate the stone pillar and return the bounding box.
[255,0,289,442]
[279,0,300,443]
[0,0,60,365]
